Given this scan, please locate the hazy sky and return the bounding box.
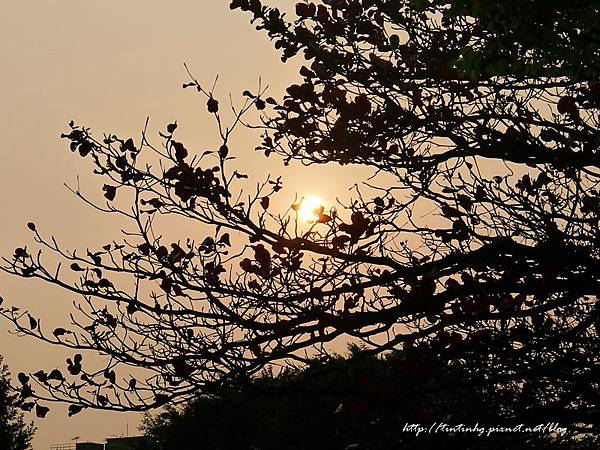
[0,1,376,449]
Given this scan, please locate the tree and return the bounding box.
[0,355,35,450]
[433,0,600,81]
[2,0,600,436]
[140,348,596,450]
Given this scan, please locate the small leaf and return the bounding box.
[18,373,29,385]
[97,395,108,406]
[102,185,117,201]
[207,97,219,113]
[219,144,229,159]
[27,222,36,232]
[128,378,137,391]
[53,328,69,338]
[172,142,188,163]
[122,138,136,152]
[557,96,578,116]
[296,2,315,17]
[20,402,34,412]
[47,369,64,381]
[166,122,177,133]
[97,278,113,289]
[138,243,152,255]
[260,197,270,210]
[21,384,32,398]
[104,369,116,384]
[68,404,84,416]
[33,370,47,383]
[36,404,50,418]
[218,233,231,246]
[441,204,462,218]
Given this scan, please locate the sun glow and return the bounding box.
[297,196,324,223]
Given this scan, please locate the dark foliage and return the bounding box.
[1,0,599,439]
[0,356,35,450]
[140,349,596,450]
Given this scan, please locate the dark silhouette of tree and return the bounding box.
[434,0,600,81]
[0,355,35,450]
[140,348,596,450]
[2,0,600,437]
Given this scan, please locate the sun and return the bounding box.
[297,196,324,223]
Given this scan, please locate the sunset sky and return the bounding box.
[4,1,598,448]
[0,1,374,448]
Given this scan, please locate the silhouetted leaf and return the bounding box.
[167,122,178,133]
[20,402,34,412]
[47,369,64,382]
[296,2,316,18]
[121,138,136,153]
[35,404,50,418]
[20,384,32,398]
[172,142,188,163]
[218,233,231,246]
[102,185,117,201]
[219,144,229,159]
[17,373,29,385]
[53,328,69,338]
[97,278,112,289]
[68,404,84,416]
[138,243,152,255]
[441,205,462,218]
[557,96,578,116]
[14,248,27,259]
[260,196,270,210]
[240,258,255,273]
[207,97,219,113]
[104,369,116,384]
[70,263,84,271]
[33,370,47,383]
